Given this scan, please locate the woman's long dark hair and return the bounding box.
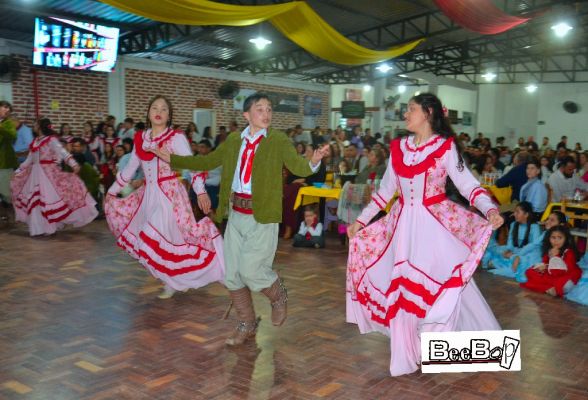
[38,118,55,137]
[512,201,534,248]
[541,225,578,259]
[410,93,464,171]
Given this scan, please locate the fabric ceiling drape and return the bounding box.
[101,0,424,65]
[433,0,530,35]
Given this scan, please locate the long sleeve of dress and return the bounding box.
[172,134,206,195]
[446,142,497,217]
[108,150,140,195]
[356,157,398,227]
[49,138,77,169]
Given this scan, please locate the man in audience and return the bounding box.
[12,116,33,164]
[350,126,364,150]
[547,156,587,202]
[293,124,311,145]
[117,117,136,140]
[0,101,17,207]
[71,137,95,166]
[215,126,228,148]
[495,151,530,202]
[343,143,363,172]
[556,135,568,150]
[526,136,539,152]
[540,137,552,153]
[471,132,484,148]
[197,140,221,215]
[229,120,239,136]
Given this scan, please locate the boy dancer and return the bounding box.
[152,93,328,345]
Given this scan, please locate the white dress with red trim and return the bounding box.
[10,135,98,236]
[104,129,224,291]
[346,134,500,376]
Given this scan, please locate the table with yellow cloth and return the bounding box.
[293,186,341,210]
[482,185,512,206]
[540,201,588,222]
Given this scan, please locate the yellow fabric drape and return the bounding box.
[101,0,424,65]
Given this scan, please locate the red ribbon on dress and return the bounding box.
[239,135,264,185]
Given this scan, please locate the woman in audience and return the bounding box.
[295,142,306,156]
[501,211,567,282]
[99,142,117,191]
[10,118,98,236]
[185,122,200,143]
[83,121,101,164]
[104,95,224,299]
[59,123,74,144]
[521,225,581,297]
[101,124,120,152]
[355,148,386,184]
[346,93,503,376]
[484,201,541,276]
[520,158,548,220]
[540,155,553,183]
[471,154,497,183]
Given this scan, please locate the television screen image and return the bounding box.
[341,101,365,119]
[33,17,120,72]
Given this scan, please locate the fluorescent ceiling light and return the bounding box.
[249,36,272,50]
[551,22,573,38]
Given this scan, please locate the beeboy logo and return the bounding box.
[421,330,521,373]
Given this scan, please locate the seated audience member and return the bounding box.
[520,158,548,219]
[547,156,587,202]
[495,151,530,202]
[521,225,581,297]
[483,202,541,275]
[293,205,325,249]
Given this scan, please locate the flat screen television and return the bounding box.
[341,101,365,119]
[33,17,120,72]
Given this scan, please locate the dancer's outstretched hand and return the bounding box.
[347,221,362,239]
[487,209,504,230]
[150,147,171,163]
[197,193,212,214]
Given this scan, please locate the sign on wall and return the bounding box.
[303,95,322,116]
[266,91,299,113]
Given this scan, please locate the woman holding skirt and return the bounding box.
[346,93,504,376]
[105,95,224,299]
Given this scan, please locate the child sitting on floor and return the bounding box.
[293,205,325,248]
[521,225,582,297]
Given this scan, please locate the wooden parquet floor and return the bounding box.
[1,220,588,400]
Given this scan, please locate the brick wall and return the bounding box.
[10,55,330,134]
[125,68,329,133]
[11,55,109,132]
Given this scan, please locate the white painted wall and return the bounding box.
[437,85,477,137]
[477,83,588,149]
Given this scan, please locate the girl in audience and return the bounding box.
[483,201,541,275]
[506,211,567,282]
[102,124,120,151]
[83,121,101,164]
[59,123,74,144]
[104,95,224,299]
[10,118,98,236]
[520,158,548,219]
[521,225,581,297]
[565,252,588,305]
[540,156,552,183]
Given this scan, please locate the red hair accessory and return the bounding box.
[442,106,448,117]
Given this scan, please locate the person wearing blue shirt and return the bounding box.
[483,201,541,277]
[495,151,530,202]
[520,159,548,218]
[13,120,33,164]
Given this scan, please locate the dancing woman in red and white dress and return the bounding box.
[346,93,504,376]
[11,118,98,236]
[104,95,225,299]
